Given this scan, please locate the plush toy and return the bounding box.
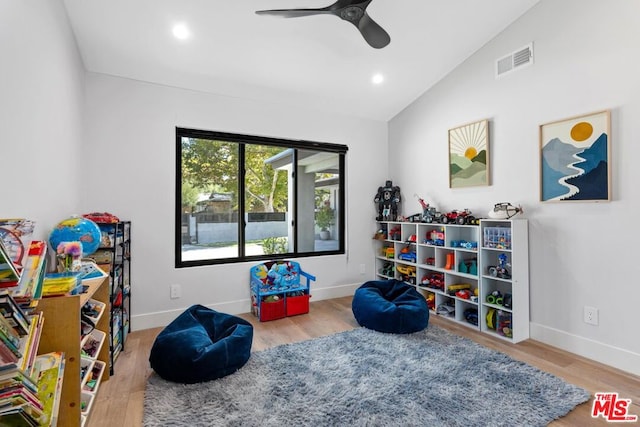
[254,264,268,282]
[267,262,299,289]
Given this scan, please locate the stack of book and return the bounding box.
[0,219,64,426]
[10,241,48,312]
[0,292,47,426]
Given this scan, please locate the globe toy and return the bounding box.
[49,216,102,257]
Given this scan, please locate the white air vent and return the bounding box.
[496,43,533,78]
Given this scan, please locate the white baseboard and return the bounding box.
[530,322,640,377]
[131,282,360,331]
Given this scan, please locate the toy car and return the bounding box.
[389,227,401,240]
[447,283,472,296]
[440,209,476,225]
[384,247,395,259]
[422,273,444,290]
[464,308,478,325]
[398,251,416,263]
[455,289,472,299]
[416,195,442,223]
[396,264,416,284]
[395,264,415,275]
[379,262,394,277]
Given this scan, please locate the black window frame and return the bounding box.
[175,127,348,268]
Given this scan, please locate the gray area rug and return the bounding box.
[144,325,590,426]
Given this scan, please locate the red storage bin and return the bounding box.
[286,294,310,317]
[259,298,285,322]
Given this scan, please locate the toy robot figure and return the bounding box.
[374,180,401,221]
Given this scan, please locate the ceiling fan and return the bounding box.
[256,0,391,49]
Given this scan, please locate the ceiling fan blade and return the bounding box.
[357,12,390,49]
[255,8,331,18]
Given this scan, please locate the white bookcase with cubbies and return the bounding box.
[479,219,529,343]
[374,218,529,343]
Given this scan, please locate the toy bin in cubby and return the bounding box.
[250,260,316,322]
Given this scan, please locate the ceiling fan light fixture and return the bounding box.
[172,24,190,40]
[372,73,384,85]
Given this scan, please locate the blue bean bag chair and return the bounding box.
[352,279,429,334]
[149,305,253,384]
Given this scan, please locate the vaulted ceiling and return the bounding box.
[63,0,539,121]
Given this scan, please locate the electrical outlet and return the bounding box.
[170,284,181,299]
[584,306,598,325]
[359,264,366,275]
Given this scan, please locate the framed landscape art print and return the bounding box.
[448,119,490,188]
[539,110,610,202]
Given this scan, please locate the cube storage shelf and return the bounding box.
[250,261,316,322]
[374,219,529,343]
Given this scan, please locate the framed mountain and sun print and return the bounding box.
[448,119,490,188]
[539,110,610,202]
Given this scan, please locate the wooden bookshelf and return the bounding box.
[37,276,110,427]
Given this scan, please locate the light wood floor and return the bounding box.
[88,297,640,427]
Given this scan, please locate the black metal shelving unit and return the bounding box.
[92,221,131,375]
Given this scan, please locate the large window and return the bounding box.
[176,128,348,267]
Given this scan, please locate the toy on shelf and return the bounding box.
[424,229,445,246]
[486,290,504,305]
[425,292,435,310]
[373,229,386,240]
[497,310,513,337]
[450,240,478,250]
[440,209,477,225]
[396,264,416,284]
[389,227,401,241]
[486,290,512,309]
[444,253,454,270]
[488,202,523,219]
[379,262,394,277]
[384,247,395,259]
[483,227,512,249]
[458,258,478,275]
[488,253,511,279]
[436,302,455,316]
[464,308,479,326]
[420,272,444,291]
[374,180,401,221]
[398,246,416,263]
[414,194,443,223]
[447,283,471,296]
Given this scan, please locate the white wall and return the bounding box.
[80,73,388,329]
[0,0,85,237]
[389,0,640,375]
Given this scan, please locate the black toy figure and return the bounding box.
[374,180,401,221]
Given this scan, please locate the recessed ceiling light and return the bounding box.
[372,73,384,85]
[172,24,190,40]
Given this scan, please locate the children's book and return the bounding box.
[0,292,30,336]
[0,219,36,269]
[0,240,21,289]
[33,352,65,427]
[11,241,47,304]
[0,403,41,426]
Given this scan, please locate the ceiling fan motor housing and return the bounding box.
[340,6,364,22]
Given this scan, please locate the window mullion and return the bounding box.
[238,144,246,258]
